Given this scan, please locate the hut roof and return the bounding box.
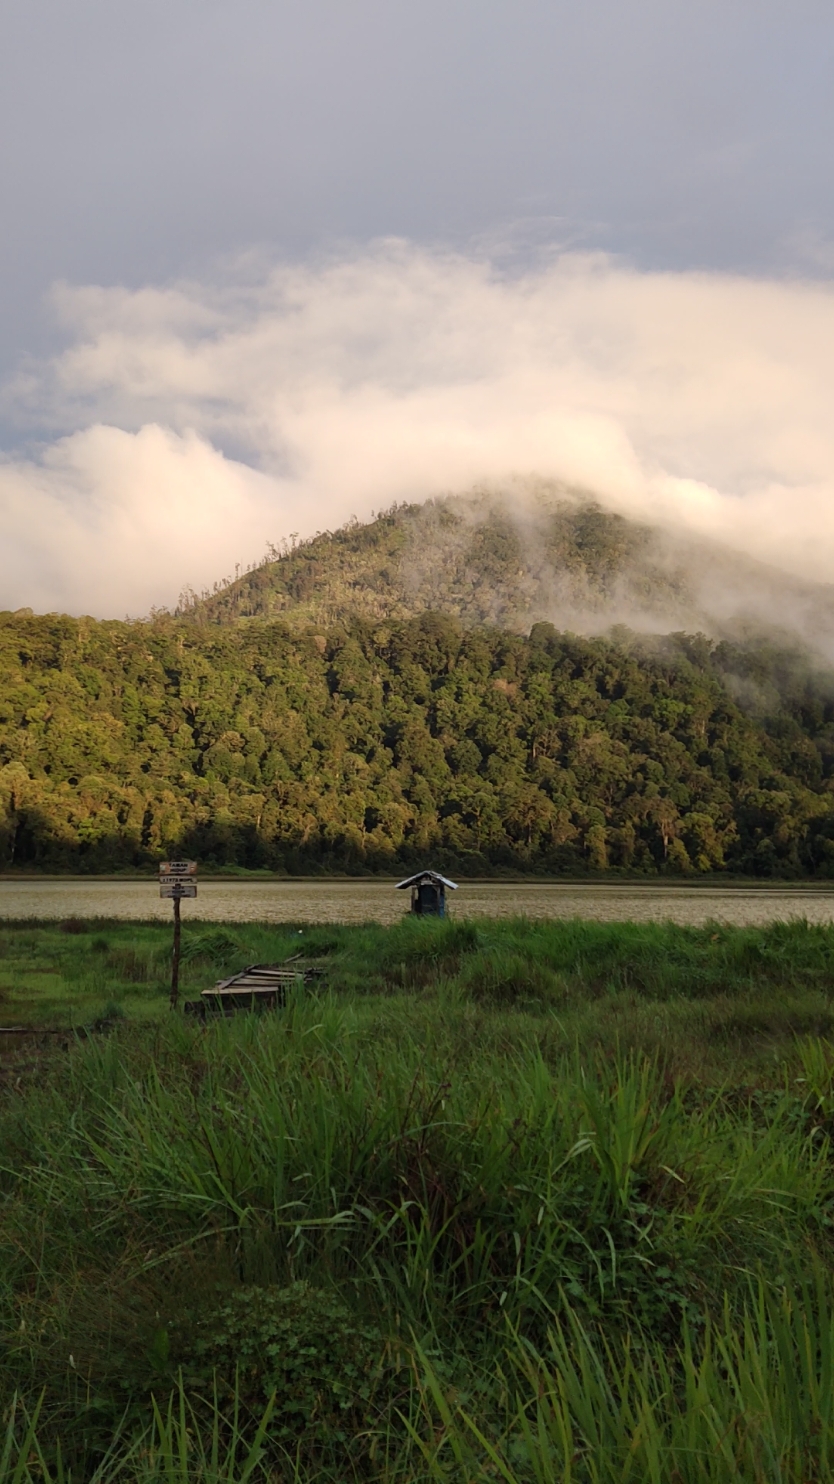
[395,871,458,890]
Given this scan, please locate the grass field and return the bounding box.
[3,914,834,1479]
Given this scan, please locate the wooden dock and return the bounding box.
[186,960,326,1016]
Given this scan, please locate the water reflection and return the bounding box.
[2,878,834,927]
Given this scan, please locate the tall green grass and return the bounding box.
[5,914,834,1061]
[4,1286,834,1481]
[416,1270,834,1483]
[3,917,834,1476]
[3,994,834,1474]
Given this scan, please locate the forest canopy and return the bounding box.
[3,607,834,876]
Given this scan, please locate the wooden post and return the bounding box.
[159,861,196,1005]
[170,891,182,1009]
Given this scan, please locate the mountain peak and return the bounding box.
[177,487,834,654]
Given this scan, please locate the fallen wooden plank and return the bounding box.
[202,961,326,1001]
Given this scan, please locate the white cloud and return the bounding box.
[0,425,277,616]
[2,242,833,616]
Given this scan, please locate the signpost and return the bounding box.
[159,860,197,1008]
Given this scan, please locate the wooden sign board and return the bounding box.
[160,879,197,899]
[159,861,198,1009]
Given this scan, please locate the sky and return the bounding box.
[1,0,833,616]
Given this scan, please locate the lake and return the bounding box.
[2,878,834,927]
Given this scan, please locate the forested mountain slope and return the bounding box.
[3,606,834,876]
[180,489,834,656]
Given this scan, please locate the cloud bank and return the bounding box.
[1,243,833,617]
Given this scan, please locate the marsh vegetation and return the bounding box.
[3,916,834,1477]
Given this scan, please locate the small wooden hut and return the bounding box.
[396,870,457,918]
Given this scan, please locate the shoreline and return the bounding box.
[3,872,834,891]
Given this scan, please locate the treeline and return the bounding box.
[3,608,834,875]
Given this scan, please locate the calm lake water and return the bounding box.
[2,878,834,927]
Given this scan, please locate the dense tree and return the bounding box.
[3,608,834,876]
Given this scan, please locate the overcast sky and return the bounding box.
[2,0,833,614]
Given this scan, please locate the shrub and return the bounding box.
[181,1283,397,1448]
[458,947,561,1004]
[179,929,246,966]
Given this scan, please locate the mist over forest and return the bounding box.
[182,487,834,658]
[5,493,834,877]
